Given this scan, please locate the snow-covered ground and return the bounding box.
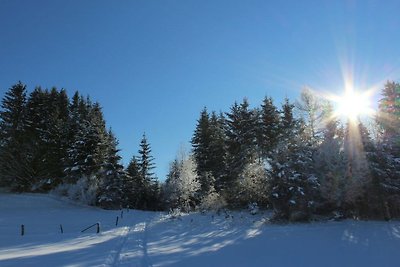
[0,193,399,267]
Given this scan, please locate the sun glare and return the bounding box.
[335,89,374,121]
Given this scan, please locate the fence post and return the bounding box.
[116,216,119,226]
[21,224,24,236]
[60,224,63,234]
[96,223,100,233]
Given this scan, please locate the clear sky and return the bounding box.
[1,0,400,180]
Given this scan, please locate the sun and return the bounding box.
[328,87,375,122]
[335,89,374,121]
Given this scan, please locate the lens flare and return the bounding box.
[334,89,375,121]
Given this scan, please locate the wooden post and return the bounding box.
[60,224,64,234]
[21,224,24,236]
[96,223,100,233]
[115,216,119,226]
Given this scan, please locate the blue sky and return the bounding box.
[1,0,400,179]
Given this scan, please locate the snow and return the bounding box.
[1,193,400,267]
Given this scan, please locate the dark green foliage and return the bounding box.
[64,99,108,182]
[124,157,141,207]
[269,100,319,221]
[0,83,122,202]
[224,99,258,193]
[191,107,211,177]
[314,104,345,212]
[191,109,226,195]
[372,81,400,218]
[207,112,227,191]
[0,82,29,190]
[125,134,160,210]
[257,96,280,159]
[97,130,127,209]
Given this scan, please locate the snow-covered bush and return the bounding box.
[199,187,227,212]
[167,208,183,220]
[52,175,99,205]
[164,154,201,212]
[234,161,269,207]
[248,202,259,215]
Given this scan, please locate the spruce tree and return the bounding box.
[314,103,346,212]
[192,107,211,176]
[208,112,227,191]
[125,157,142,208]
[374,81,400,218]
[136,133,159,210]
[269,98,319,221]
[341,120,380,218]
[257,96,280,159]
[225,99,258,196]
[97,130,126,209]
[0,82,30,190]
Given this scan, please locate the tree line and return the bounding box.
[0,82,159,210]
[0,81,399,221]
[166,82,400,221]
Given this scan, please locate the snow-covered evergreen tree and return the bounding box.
[224,99,258,199]
[269,99,319,221]
[135,133,160,210]
[257,96,280,160]
[192,107,211,177]
[208,112,227,191]
[373,81,400,218]
[314,103,346,212]
[97,130,126,209]
[0,82,30,190]
[342,121,373,211]
[125,157,142,208]
[192,109,227,195]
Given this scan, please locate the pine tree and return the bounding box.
[97,130,126,209]
[257,96,281,159]
[65,98,108,181]
[208,112,227,191]
[269,99,319,221]
[0,82,30,190]
[125,157,142,208]
[225,99,258,195]
[24,87,70,190]
[377,81,400,144]
[64,93,88,182]
[163,159,181,209]
[136,133,159,210]
[192,107,211,176]
[192,109,227,195]
[374,81,400,218]
[341,120,377,217]
[314,103,346,212]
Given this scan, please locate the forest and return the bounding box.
[0,81,399,221]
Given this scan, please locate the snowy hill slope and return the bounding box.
[0,193,400,267]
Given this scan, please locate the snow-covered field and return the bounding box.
[0,193,400,267]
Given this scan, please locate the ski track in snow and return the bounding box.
[110,215,153,267]
[103,225,132,267]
